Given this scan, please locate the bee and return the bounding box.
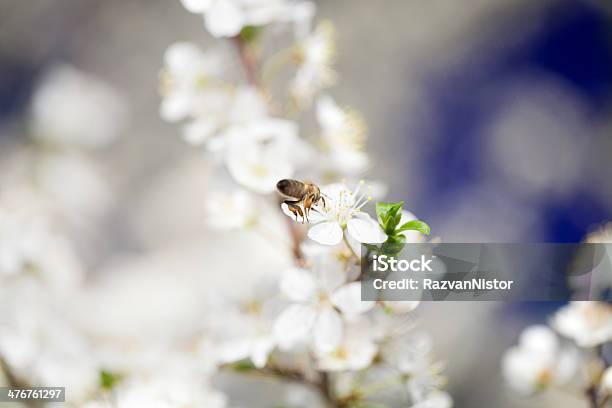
[277,179,326,223]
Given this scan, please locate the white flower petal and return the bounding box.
[316,95,344,131]
[273,304,316,350]
[320,183,348,203]
[520,325,558,357]
[182,119,217,145]
[205,1,245,38]
[345,339,378,371]
[251,337,275,368]
[306,205,327,223]
[307,221,343,245]
[217,339,251,364]
[280,268,316,302]
[602,367,612,393]
[313,307,342,353]
[164,42,204,71]
[331,282,374,319]
[411,391,453,408]
[347,214,386,243]
[180,0,212,13]
[281,202,305,223]
[551,302,612,347]
[160,94,192,122]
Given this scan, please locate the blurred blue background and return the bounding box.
[397,0,612,243]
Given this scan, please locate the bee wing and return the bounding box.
[276,179,305,201]
[279,192,302,200]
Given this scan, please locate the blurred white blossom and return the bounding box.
[291,21,336,107]
[0,204,82,289]
[184,86,268,148]
[206,189,258,229]
[180,0,314,38]
[411,391,453,408]
[225,118,303,193]
[159,42,224,122]
[211,281,282,368]
[601,367,612,394]
[315,319,377,371]
[30,64,127,148]
[551,301,612,348]
[383,332,447,404]
[0,294,97,403]
[96,374,226,408]
[502,325,578,395]
[316,95,368,176]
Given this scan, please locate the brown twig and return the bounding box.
[587,385,599,408]
[231,36,338,405]
[233,35,305,264]
[233,36,259,86]
[286,218,305,263]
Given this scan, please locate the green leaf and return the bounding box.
[397,220,431,235]
[375,201,404,229]
[232,360,257,372]
[380,235,405,256]
[99,370,122,390]
[385,211,403,234]
[239,26,262,43]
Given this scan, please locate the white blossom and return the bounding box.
[411,391,453,408]
[291,21,336,107]
[273,245,373,352]
[180,0,313,38]
[601,366,612,394]
[502,325,578,395]
[316,95,368,176]
[206,189,258,229]
[183,86,268,148]
[383,332,447,403]
[114,376,226,408]
[211,282,282,368]
[585,222,612,243]
[30,64,127,148]
[0,204,82,289]
[552,301,612,347]
[225,118,304,193]
[159,42,224,122]
[282,182,386,245]
[0,296,97,403]
[315,319,377,371]
[35,151,114,223]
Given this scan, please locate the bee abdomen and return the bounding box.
[277,179,303,199]
[276,179,292,191]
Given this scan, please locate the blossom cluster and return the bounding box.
[157,0,451,407]
[503,302,612,406]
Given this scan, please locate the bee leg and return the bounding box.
[320,196,326,209]
[303,195,314,224]
[284,200,304,223]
